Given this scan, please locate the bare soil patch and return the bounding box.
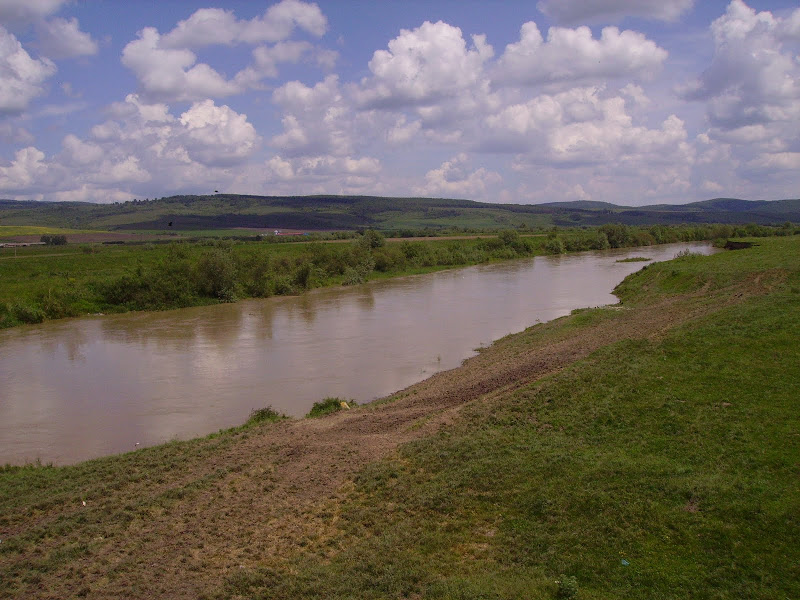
[5,232,174,244]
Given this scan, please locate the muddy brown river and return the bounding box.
[0,243,715,465]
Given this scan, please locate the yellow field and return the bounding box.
[0,226,96,239]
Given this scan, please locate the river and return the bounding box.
[0,242,715,465]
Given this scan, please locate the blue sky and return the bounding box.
[1,0,798,205]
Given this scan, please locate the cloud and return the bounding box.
[271,75,359,157]
[251,153,383,196]
[494,22,667,87]
[355,21,493,109]
[0,122,34,144]
[481,86,695,200]
[679,0,800,186]
[35,17,98,58]
[0,147,53,192]
[121,1,331,102]
[745,152,800,175]
[414,153,502,199]
[121,28,242,102]
[483,87,688,163]
[681,1,800,130]
[59,134,104,166]
[179,100,260,166]
[537,0,694,24]
[0,0,64,27]
[0,26,56,114]
[233,41,314,87]
[161,0,327,48]
[1,94,260,201]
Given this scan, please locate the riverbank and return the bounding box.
[1,236,798,599]
[0,224,781,329]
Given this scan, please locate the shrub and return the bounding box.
[292,262,314,290]
[195,248,237,300]
[244,406,284,427]
[599,223,632,248]
[306,397,357,418]
[544,237,566,255]
[357,229,385,249]
[12,302,45,324]
[556,575,579,599]
[40,234,67,246]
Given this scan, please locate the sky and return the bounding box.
[0,0,798,206]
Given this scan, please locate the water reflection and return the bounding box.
[0,243,716,465]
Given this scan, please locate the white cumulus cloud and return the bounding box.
[681,0,800,131]
[179,100,260,166]
[681,0,800,186]
[0,147,55,192]
[494,22,667,87]
[122,27,241,102]
[0,26,56,114]
[355,21,493,109]
[414,153,502,199]
[271,75,358,157]
[1,94,260,201]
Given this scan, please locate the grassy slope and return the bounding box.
[1,237,798,599]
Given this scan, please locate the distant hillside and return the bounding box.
[0,195,797,232]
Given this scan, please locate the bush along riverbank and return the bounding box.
[0,236,798,599]
[0,223,795,329]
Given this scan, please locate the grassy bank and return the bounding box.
[0,223,789,329]
[1,236,798,599]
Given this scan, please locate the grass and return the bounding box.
[1,237,798,599]
[0,225,104,239]
[615,256,651,263]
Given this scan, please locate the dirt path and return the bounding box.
[2,277,772,599]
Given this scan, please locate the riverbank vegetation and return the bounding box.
[1,223,794,329]
[1,236,798,599]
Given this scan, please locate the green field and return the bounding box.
[1,237,798,598]
[0,225,104,239]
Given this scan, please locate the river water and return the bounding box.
[0,242,715,465]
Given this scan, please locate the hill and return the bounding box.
[0,195,798,232]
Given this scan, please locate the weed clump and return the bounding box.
[306,397,357,418]
[556,575,579,599]
[244,406,284,427]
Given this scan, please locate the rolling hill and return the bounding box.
[0,195,797,232]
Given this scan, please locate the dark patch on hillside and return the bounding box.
[115,211,374,231]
